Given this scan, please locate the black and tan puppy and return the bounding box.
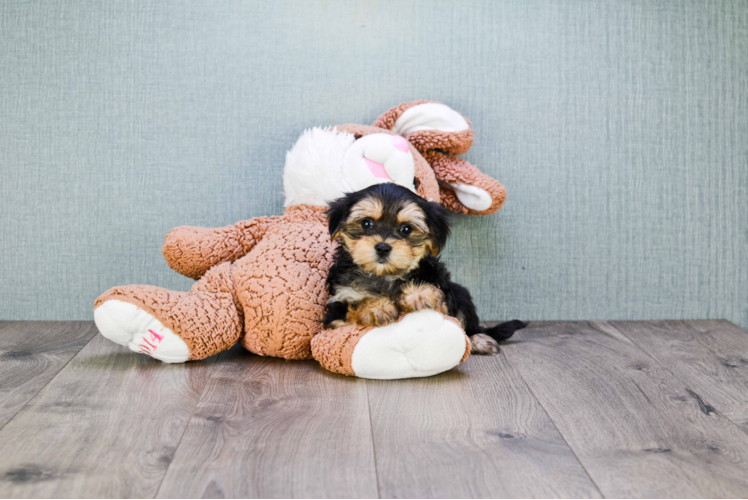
[323,183,526,355]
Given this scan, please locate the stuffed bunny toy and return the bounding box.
[93,100,507,379]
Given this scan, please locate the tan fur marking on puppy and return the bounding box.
[469,333,500,355]
[410,241,432,261]
[332,198,384,241]
[347,297,399,327]
[347,234,384,272]
[350,197,383,222]
[397,282,448,315]
[396,202,428,233]
[346,235,424,276]
[385,239,423,274]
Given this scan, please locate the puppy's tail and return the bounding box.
[478,320,528,342]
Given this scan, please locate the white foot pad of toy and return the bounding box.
[350,310,467,380]
[93,300,190,363]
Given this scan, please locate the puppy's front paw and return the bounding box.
[397,283,448,315]
[469,333,500,355]
[348,297,399,327]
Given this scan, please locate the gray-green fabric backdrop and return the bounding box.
[2,1,747,328]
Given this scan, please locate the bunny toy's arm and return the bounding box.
[162,216,279,280]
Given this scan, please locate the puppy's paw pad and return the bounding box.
[470,334,500,355]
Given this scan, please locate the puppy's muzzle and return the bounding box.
[375,242,392,259]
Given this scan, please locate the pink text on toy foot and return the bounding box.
[139,329,164,355]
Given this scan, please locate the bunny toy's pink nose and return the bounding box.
[392,135,409,152]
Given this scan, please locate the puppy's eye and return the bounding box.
[399,224,412,236]
[361,218,374,230]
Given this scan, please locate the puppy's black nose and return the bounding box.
[375,242,392,257]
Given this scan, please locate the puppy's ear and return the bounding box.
[325,194,355,241]
[421,200,451,256]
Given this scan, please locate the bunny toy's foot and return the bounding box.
[312,309,469,380]
[94,300,190,363]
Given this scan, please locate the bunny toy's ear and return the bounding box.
[372,101,474,155]
[373,101,507,214]
[424,150,507,216]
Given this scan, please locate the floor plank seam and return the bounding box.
[363,381,382,499]
[152,352,224,499]
[0,325,98,434]
[499,347,606,498]
[4,321,747,497]
[603,321,748,438]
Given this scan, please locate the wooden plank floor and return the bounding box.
[1,320,748,498]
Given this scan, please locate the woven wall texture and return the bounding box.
[1,1,746,327]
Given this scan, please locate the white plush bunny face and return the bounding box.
[283,128,416,208]
[342,133,415,193]
[283,101,507,215]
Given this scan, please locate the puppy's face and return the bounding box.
[327,184,450,276]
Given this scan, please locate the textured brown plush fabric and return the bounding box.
[370,100,506,215]
[407,128,475,157]
[162,216,280,280]
[372,99,430,131]
[99,202,472,368]
[94,262,243,360]
[335,123,441,203]
[235,205,333,359]
[311,314,472,376]
[335,123,385,139]
[97,205,333,361]
[94,101,512,377]
[372,100,475,155]
[310,323,369,376]
[424,150,507,216]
